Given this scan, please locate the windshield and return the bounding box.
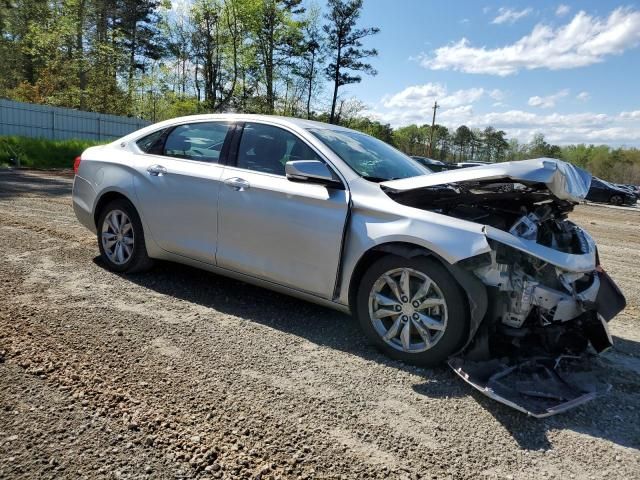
[309,128,429,182]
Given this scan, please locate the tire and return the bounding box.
[609,195,623,205]
[355,255,469,366]
[97,198,154,273]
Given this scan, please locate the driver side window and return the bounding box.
[163,122,232,163]
[237,123,321,176]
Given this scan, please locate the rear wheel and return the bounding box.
[609,194,624,205]
[355,255,469,366]
[97,198,153,273]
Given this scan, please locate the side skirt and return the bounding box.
[154,250,351,315]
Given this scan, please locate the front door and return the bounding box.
[216,122,349,298]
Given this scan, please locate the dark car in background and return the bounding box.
[587,177,637,205]
[613,183,640,199]
[410,156,451,172]
[455,161,491,168]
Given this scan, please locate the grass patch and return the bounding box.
[0,136,103,169]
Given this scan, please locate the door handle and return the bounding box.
[224,177,250,191]
[147,164,167,176]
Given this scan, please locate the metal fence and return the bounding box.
[0,99,151,141]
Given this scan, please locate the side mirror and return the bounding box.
[285,160,343,188]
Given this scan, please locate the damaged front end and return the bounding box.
[382,159,627,417]
[451,237,625,417]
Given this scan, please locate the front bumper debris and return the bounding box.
[449,355,611,418]
[450,270,626,417]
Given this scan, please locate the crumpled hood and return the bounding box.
[381,158,592,203]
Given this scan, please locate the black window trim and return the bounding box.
[135,127,170,155]
[135,120,237,165]
[228,121,344,187]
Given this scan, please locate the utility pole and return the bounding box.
[427,100,439,157]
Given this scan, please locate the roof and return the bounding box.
[114,113,354,145]
[144,113,352,131]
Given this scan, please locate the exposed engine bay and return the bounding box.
[383,168,627,417]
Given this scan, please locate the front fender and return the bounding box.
[337,206,492,306]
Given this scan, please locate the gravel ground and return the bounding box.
[0,169,639,480]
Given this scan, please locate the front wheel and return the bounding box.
[355,255,469,366]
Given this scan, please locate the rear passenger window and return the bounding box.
[163,122,232,163]
[237,123,321,175]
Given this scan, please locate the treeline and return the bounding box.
[0,0,378,123]
[390,123,640,185]
[1,1,638,184]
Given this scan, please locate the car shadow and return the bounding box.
[0,169,73,199]
[94,257,640,452]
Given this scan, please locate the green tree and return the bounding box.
[453,125,473,161]
[190,0,240,111]
[323,0,378,124]
[119,0,164,109]
[293,4,324,119]
[250,0,305,113]
[528,133,562,159]
[392,124,429,156]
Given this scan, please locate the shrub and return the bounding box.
[0,136,102,169]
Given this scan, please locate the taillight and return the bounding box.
[73,156,81,174]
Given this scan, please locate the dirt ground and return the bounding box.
[0,169,639,480]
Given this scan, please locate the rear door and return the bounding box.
[216,122,349,298]
[133,121,235,264]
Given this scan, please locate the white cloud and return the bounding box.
[381,83,485,110]
[556,4,571,17]
[382,83,445,108]
[489,89,506,101]
[439,105,474,121]
[421,7,640,76]
[440,88,485,107]
[576,91,591,102]
[492,7,533,25]
[528,89,570,108]
[367,89,640,145]
[620,110,640,119]
[475,110,610,129]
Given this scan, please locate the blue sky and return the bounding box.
[337,0,640,146]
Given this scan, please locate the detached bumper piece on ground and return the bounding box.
[449,355,612,418]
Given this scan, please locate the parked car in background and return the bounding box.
[455,161,491,168]
[410,156,450,172]
[586,177,637,205]
[613,183,640,199]
[72,115,625,417]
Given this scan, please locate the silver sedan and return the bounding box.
[73,114,626,416]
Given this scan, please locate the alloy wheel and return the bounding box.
[101,209,135,265]
[368,267,448,353]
